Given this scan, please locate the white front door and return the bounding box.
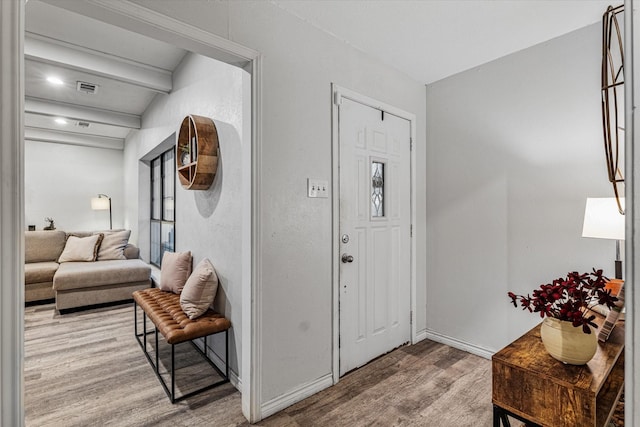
[338,97,411,376]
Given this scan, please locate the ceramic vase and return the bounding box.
[540,317,597,365]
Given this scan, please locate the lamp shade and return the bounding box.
[91,196,110,210]
[582,198,625,240]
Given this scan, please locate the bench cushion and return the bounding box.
[54,259,151,291]
[24,261,59,284]
[133,288,230,345]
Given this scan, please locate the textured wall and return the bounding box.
[129,0,428,407]
[124,52,248,379]
[25,141,123,232]
[425,23,615,353]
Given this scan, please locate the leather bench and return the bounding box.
[133,288,231,402]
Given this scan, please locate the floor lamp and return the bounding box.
[581,197,625,279]
[91,194,112,230]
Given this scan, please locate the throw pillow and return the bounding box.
[180,258,219,320]
[159,251,192,294]
[95,230,131,260]
[58,234,104,263]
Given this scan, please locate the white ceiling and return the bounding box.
[24,0,187,149]
[24,0,617,149]
[273,0,616,84]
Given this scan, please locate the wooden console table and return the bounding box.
[492,321,624,427]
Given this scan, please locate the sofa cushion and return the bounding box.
[124,244,139,259]
[25,230,66,263]
[67,229,124,238]
[180,258,218,320]
[95,230,131,260]
[53,259,151,291]
[67,230,138,259]
[58,234,104,263]
[24,261,59,285]
[67,231,93,238]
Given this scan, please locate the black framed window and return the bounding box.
[150,147,175,267]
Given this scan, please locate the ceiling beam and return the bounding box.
[25,34,172,93]
[25,96,140,129]
[38,0,254,69]
[25,127,124,150]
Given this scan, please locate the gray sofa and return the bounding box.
[25,230,151,311]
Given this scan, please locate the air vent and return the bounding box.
[76,121,91,129]
[76,81,98,94]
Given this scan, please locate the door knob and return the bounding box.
[341,253,354,263]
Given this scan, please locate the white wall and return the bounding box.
[425,23,615,353]
[130,0,428,410]
[629,1,638,423]
[123,52,249,380]
[25,141,123,231]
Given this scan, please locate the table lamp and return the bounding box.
[581,197,625,279]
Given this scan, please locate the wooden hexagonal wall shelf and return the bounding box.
[176,115,219,190]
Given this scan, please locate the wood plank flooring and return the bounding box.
[25,303,495,426]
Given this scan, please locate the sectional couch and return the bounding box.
[25,230,152,311]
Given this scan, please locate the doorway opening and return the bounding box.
[14,0,262,423]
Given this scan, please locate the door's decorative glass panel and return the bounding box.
[371,161,384,217]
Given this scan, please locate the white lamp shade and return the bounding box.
[582,198,625,240]
[91,197,110,210]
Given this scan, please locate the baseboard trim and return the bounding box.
[424,329,494,359]
[260,373,333,419]
[415,329,428,343]
[230,370,242,393]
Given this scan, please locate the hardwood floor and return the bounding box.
[25,303,494,426]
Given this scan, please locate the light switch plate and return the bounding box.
[308,179,329,198]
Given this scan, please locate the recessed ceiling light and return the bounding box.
[54,118,68,125]
[46,76,64,86]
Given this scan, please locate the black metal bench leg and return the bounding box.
[143,310,147,351]
[494,405,511,427]
[171,344,176,403]
[155,327,159,375]
[134,301,137,336]
[226,329,229,379]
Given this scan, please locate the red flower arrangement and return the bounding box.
[508,269,618,334]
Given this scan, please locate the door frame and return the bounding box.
[1,0,264,423]
[331,84,417,383]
